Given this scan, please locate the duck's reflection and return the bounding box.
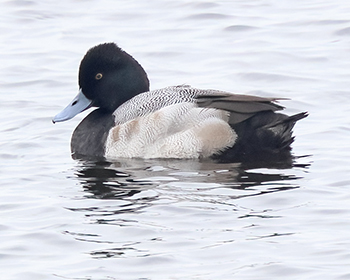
[69,157,309,259]
[75,161,140,200]
[73,157,308,201]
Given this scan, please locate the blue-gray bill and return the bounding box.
[52,89,92,123]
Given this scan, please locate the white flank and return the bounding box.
[105,103,236,159]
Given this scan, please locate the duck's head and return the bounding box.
[53,43,150,123]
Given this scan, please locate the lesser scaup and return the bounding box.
[53,43,307,161]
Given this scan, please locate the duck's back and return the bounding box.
[112,85,230,125]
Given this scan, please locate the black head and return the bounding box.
[78,43,150,113]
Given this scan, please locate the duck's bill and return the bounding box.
[52,89,92,123]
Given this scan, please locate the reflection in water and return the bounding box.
[90,247,136,258]
[68,158,308,259]
[75,161,140,200]
[74,158,306,200]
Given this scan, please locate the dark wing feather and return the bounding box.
[196,94,286,125]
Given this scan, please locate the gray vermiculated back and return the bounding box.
[112,85,230,124]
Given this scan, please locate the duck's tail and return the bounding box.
[241,111,308,151]
[196,93,308,164]
[219,111,308,164]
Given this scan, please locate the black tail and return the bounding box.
[214,111,308,166]
[195,93,307,166]
[255,111,308,150]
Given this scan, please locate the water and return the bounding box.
[1,0,350,279]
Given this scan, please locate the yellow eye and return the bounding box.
[95,73,103,80]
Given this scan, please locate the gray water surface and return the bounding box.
[1,1,350,279]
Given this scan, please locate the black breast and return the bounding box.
[71,109,115,159]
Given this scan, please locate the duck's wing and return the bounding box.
[196,93,286,124]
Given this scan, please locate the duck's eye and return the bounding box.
[95,73,103,80]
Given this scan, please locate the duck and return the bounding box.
[53,42,307,162]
